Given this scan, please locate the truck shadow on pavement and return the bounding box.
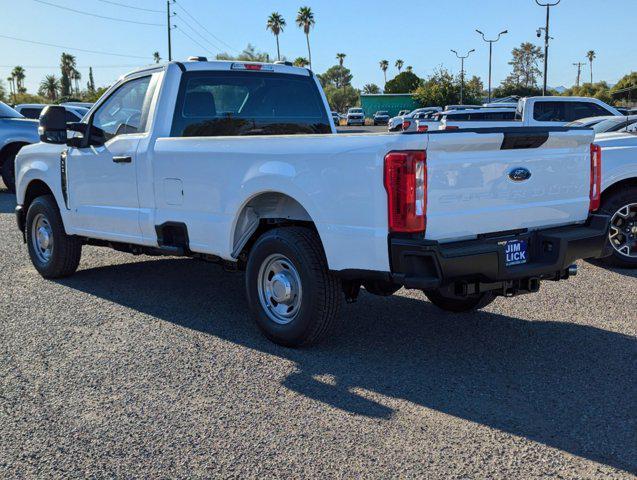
[58,257,637,473]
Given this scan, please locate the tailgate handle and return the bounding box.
[112,156,132,163]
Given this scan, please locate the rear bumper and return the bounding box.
[390,214,611,294]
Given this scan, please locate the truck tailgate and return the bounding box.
[425,128,595,242]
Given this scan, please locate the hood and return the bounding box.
[0,117,40,143]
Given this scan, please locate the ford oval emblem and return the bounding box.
[509,167,532,182]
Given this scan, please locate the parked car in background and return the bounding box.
[346,107,365,126]
[331,111,340,126]
[439,108,517,130]
[373,111,390,125]
[514,96,620,126]
[14,104,88,122]
[592,115,637,134]
[482,102,519,108]
[397,109,410,116]
[0,101,39,192]
[592,125,637,268]
[14,59,609,347]
[388,107,441,132]
[444,104,482,111]
[565,116,612,129]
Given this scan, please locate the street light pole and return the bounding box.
[451,49,475,105]
[167,0,173,61]
[475,29,508,103]
[536,0,560,96]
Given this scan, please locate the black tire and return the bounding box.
[424,289,495,313]
[1,149,16,193]
[25,195,82,278]
[245,227,342,347]
[598,186,637,268]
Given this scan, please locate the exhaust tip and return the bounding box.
[568,264,578,276]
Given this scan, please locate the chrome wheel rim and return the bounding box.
[609,203,637,258]
[31,213,54,263]
[257,253,302,325]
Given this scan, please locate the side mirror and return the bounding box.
[38,106,67,144]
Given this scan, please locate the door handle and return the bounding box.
[112,156,132,163]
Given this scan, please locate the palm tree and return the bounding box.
[60,53,77,97]
[39,74,60,101]
[586,50,596,84]
[6,75,16,102]
[266,12,286,61]
[296,6,315,69]
[363,83,380,94]
[71,68,81,95]
[11,66,26,93]
[406,65,413,73]
[395,59,404,73]
[293,57,309,68]
[153,51,161,64]
[379,60,389,86]
[336,53,346,67]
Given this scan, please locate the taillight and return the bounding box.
[384,151,427,233]
[417,124,428,133]
[589,143,602,212]
[402,120,411,131]
[444,125,459,130]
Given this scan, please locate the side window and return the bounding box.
[533,101,567,122]
[20,108,43,119]
[171,71,331,137]
[568,102,612,121]
[91,76,153,142]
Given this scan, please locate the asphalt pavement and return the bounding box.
[1,189,635,479]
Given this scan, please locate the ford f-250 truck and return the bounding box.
[14,60,610,347]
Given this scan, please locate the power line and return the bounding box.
[33,0,164,26]
[95,0,163,13]
[172,0,237,52]
[0,33,150,59]
[174,14,223,52]
[0,64,141,68]
[174,27,216,57]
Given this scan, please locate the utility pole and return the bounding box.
[476,29,508,103]
[536,0,560,96]
[572,62,584,87]
[451,49,475,105]
[167,0,172,61]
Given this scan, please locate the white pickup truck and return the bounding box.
[416,96,621,133]
[15,60,610,347]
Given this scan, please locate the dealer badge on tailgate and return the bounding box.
[503,239,528,267]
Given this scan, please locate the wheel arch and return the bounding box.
[601,177,637,204]
[230,191,320,263]
[0,141,30,167]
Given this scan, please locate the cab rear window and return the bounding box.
[171,71,331,137]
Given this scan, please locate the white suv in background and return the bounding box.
[14,104,89,123]
[346,108,365,126]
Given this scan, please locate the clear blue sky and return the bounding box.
[2,0,635,95]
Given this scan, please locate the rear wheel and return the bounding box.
[25,195,82,278]
[599,187,637,268]
[424,289,495,313]
[1,149,17,193]
[245,227,342,347]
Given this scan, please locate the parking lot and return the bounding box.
[0,187,635,478]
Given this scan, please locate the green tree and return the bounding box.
[336,53,346,67]
[153,51,161,64]
[363,83,380,94]
[296,6,315,69]
[293,57,309,67]
[464,76,485,104]
[492,80,542,99]
[379,59,389,87]
[384,71,422,94]
[216,44,272,62]
[562,81,613,105]
[318,65,353,89]
[87,67,96,93]
[586,50,596,84]
[505,42,543,89]
[11,66,26,93]
[59,52,77,97]
[84,85,109,103]
[266,12,286,61]
[395,59,404,73]
[323,84,359,112]
[38,74,60,101]
[413,68,460,107]
[406,65,413,73]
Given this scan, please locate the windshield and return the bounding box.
[349,109,363,113]
[376,111,388,115]
[0,101,22,118]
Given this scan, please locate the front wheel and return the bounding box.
[424,289,495,313]
[599,187,637,268]
[25,195,82,278]
[1,149,16,193]
[245,227,342,347]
